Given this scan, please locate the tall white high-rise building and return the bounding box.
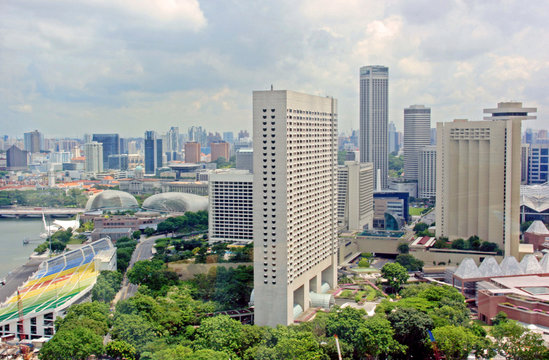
[253,89,338,327]
[337,161,374,231]
[418,146,436,199]
[84,141,103,173]
[404,105,431,182]
[436,102,536,258]
[360,65,388,189]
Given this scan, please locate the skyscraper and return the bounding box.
[184,142,201,163]
[144,131,162,175]
[388,122,398,154]
[360,65,388,189]
[92,134,120,170]
[337,161,374,231]
[404,105,431,182]
[418,146,436,199]
[253,89,338,327]
[6,145,27,170]
[436,102,536,258]
[24,130,42,153]
[83,141,103,173]
[210,141,230,162]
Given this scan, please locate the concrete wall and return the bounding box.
[412,249,502,266]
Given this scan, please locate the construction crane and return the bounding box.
[17,288,26,340]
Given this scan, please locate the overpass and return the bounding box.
[0,208,85,218]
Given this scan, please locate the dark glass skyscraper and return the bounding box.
[92,133,120,170]
[144,131,163,174]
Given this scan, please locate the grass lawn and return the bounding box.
[409,206,424,216]
[352,267,379,273]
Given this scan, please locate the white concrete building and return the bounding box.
[418,146,436,199]
[404,105,431,182]
[83,141,103,173]
[436,102,536,258]
[253,89,338,327]
[337,161,374,231]
[360,65,388,189]
[208,169,253,243]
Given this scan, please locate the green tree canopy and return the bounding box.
[381,262,409,292]
[39,326,104,360]
[395,254,424,271]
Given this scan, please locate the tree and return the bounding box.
[397,242,410,254]
[359,315,405,358]
[492,311,508,326]
[185,349,230,360]
[492,320,549,359]
[193,315,251,359]
[432,325,482,360]
[111,313,157,351]
[39,326,104,360]
[395,254,424,271]
[466,235,481,250]
[358,258,370,267]
[127,260,179,292]
[54,301,110,335]
[106,340,137,360]
[132,230,142,240]
[387,307,434,359]
[451,238,466,250]
[92,270,123,302]
[413,222,429,233]
[381,262,409,292]
[145,227,156,236]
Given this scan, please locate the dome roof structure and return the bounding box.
[142,192,208,213]
[85,190,139,211]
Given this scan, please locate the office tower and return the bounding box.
[521,144,530,184]
[92,134,120,170]
[337,161,374,231]
[236,148,253,173]
[6,145,27,170]
[388,122,398,154]
[184,142,201,163]
[360,65,388,189]
[165,127,180,162]
[208,170,253,243]
[119,138,128,154]
[436,102,536,258]
[83,141,103,173]
[108,154,129,171]
[50,151,71,164]
[418,146,436,199]
[403,105,431,183]
[144,131,161,175]
[210,141,230,162]
[188,126,207,146]
[523,128,533,144]
[156,138,163,169]
[253,89,338,327]
[431,128,437,145]
[223,131,234,144]
[527,144,549,184]
[24,130,42,153]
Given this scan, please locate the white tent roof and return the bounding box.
[454,258,482,279]
[520,254,543,274]
[500,256,525,276]
[526,220,549,235]
[478,256,503,277]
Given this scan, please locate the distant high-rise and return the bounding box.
[144,131,162,175]
[184,142,201,163]
[337,161,374,231]
[388,122,398,154]
[253,89,338,327]
[418,146,436,199]
[527,144,549,184]
[24,130,42,153]
[360,65,388,189]
[236,148,253,173]
[210,141,230,162]
[223,131,234,144]
[436,102,536,258]
[83,142,103,173]
[92,134,120,170]
[6,145,27,170]
[404,105,431,182]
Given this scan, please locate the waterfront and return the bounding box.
[0,218,43,279]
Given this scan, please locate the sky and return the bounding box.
[1,0,548,138]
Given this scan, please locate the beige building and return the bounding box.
[184,142,201,163]
[84,141,103,173]
[436,102,536,258]
[253,89,338,327]
[337,161,374,231]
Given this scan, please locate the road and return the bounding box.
[115,235,160,302]
[0,257,43,303]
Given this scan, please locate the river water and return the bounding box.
[0,218,44,279]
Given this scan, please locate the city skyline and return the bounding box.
[1,1,548,137]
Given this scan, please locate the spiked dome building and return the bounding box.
[0,238,116,339]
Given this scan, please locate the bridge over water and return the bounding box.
[0,208,85,218]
